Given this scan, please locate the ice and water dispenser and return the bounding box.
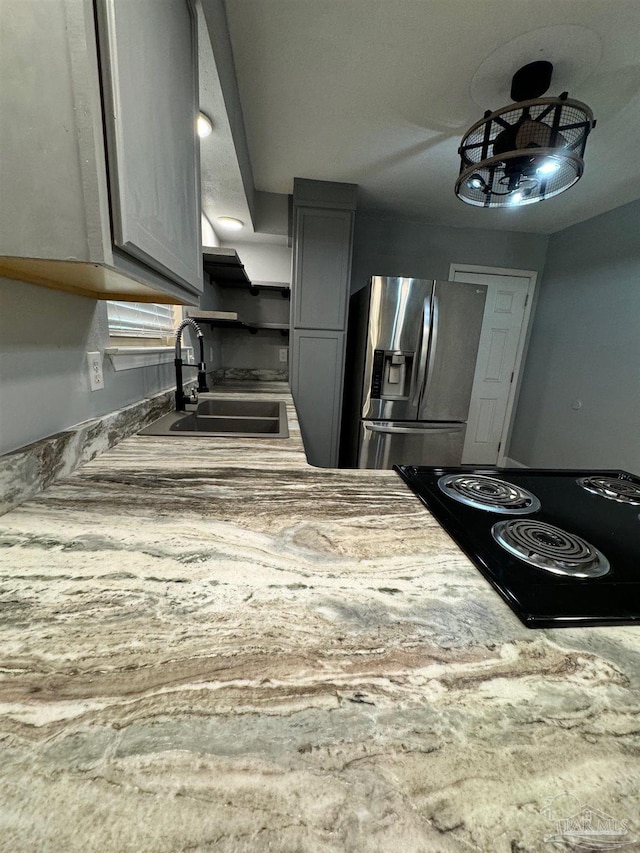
[370,349,414,400]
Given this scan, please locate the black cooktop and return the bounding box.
[395,466,640,629]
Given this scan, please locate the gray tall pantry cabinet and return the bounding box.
[0,0,202,305]
[290,179,357,467]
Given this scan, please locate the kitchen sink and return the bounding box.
[138,399,289,438]
[170,414,282,434]
[195,399,281,418]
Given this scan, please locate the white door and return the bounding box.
[450,268,535,465]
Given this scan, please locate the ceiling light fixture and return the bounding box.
[455,61,596,209]
[197,112,213,138]
[215,216,244,231]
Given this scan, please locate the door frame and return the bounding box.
[448,263,538,467]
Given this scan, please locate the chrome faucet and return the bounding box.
[174,318,209,411]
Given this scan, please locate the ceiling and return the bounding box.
[214,0,640,236]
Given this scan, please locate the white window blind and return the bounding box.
[107,301,176,337]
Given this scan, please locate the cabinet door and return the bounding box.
[291,330,345,468]
[292,207,353,331]
[97,0,202,295]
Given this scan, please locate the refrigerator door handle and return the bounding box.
[364,422,465,435]
[410,297,431,408]
[421,291,439,405]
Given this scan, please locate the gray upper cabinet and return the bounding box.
[0,0,202,304]
[292,208,353,330]
[97,0,201,292]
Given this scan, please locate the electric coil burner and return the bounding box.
[491,519,610,578]
[577,476,640,506]
[394,466,640,628]
[438,474,540,514]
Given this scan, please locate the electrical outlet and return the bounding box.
[87,351,104,391]
[279,347,288,364]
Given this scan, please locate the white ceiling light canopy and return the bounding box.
[215,215,244,231]
[197,111,213,138]
[456,61,596,209]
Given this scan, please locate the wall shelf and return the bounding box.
[248,282,290,298]
[203,247,250,286]
[202,248,290,297]
[188,315,289,336]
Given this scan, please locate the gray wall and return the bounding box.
[0,277,181,455]
[200,240,291,374]
[509,198,640,470]
[351,213,549,293]
[217,287,289,371]
[0,238,291,457]
[224,239,291,283]
[220,328,288,372]
[200,282,289,372]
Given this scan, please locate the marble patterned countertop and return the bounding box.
[1,382,639,852]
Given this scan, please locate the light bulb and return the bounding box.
[197,113,213,138]
[467,173,484,190]
[537,158,561,176]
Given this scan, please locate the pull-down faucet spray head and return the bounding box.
[175,318,209,411]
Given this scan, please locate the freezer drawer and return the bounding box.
[357,421,466,469]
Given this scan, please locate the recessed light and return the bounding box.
[215,216,244,231]
[197,112,213,138]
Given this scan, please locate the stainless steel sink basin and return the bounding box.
[138,399,289,438]
[195,399,281,418]
[170,414,282,434]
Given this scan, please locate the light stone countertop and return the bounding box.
[0,382,639,852]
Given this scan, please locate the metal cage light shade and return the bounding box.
[456,91,595,208]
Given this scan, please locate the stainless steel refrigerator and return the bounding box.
[341,276,487,469]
